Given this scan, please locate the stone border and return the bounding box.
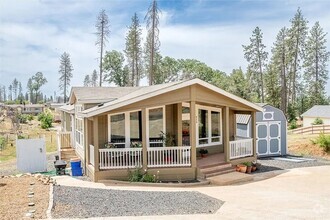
[46,184,53,219]
[99,178,210,187]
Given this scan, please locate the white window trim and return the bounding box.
[108,109,142,148]
[263,111,274,121]
[146,106,166,148]
[196,105,222,148]
[75,117,84,150]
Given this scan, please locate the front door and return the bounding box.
[256,121,281,156]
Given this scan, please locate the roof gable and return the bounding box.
[301,105,330,118]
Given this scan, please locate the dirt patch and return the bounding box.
[288,133,330,160]
[0,176,50,219]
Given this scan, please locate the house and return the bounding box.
[58,79,263,182]
[301,105,330,127]
[5,104,45,115]
[236,104,287,157]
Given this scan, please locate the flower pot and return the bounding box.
[252,166,257,172]
[238,165,247,173]
[201,154,207,158]
[246,166,252,174]
[235,165,240,172]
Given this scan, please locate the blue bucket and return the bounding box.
[71,167,83,176]
[70,159,81,169]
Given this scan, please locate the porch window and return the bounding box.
[197,106,222,147]
[148,107,165,147]
[130,111,142,142]
[110,113,126,148]
[75,118,84,147]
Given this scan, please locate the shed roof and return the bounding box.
[59,104,74,113]
[301,105,330,118]
[236,114,251,124]
[79,79,263,118]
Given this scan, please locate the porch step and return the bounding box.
[199,162,235,178]
[60,148,78,168]
[207,172,253,186]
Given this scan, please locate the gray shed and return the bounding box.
[236,104,287,157]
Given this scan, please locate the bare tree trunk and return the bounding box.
[99,20,104,87]
[149,1,156,86]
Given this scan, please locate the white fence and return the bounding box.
[229,138,253,159]
[99,148,142,169]
[147,146,191,168]
[89,145,95,166]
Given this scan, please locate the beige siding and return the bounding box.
[303,116,330,127]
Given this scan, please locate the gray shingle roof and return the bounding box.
[301,105,330,118]
[236,114,251,124]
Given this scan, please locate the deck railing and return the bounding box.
[57,132,71,149]
[229,138,253,159]
[99,148,142,169]
[147,146,191,168]
[89,145,95,166]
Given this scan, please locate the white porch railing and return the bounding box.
[99,148,142,169]
[147,146,191,168]
[229,138,253,159]
[89,145,95,166]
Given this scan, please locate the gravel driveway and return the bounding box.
[52,186,223,218]
[255,156,330,173]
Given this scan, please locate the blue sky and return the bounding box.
[0,0,330,98]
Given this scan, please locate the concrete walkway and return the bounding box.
[53,165,330,220]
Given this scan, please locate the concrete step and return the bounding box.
[200,163,232,174]
[205,168,235,178]
[208,172,253,186]
[198,162,229,169]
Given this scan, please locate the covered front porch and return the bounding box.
[84,109,255,181]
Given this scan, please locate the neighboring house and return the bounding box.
[301,105,330,127]
[236,104,287,157]
[58,79,263,182]
[6,104,44,115]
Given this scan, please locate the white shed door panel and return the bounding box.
[16,138,47,173]
[257,122,281,156]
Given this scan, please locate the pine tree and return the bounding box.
[83,75,91,87]
[287,8,308,105]
[18,82,23,101]
[58,52,73,103]
[12,78,18,101]
[227,68,250,100]
[95,9,110,87]
[91,70,98,87]
[125,13,143,86]
[27,78,34,103]
[8,85,12,101]
[144,0,161,85]
[265,64,281,108]
[303,21,330,108]
[242,27,268,103]
[271,27,290,114]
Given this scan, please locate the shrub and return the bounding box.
[313,133,330,152]
[312,117,323,125]
[128,167,156,183]
[18,114,28,124]
[27,114,34,121]
[0,136,6,149]
[38,112,53,129]
[289,119,297,130]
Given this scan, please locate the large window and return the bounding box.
[75,118,84,147]
[110,113,125,148]
[197,106,221,147]
[108,111,142,148]
[148,107,165,147]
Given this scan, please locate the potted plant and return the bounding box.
[199,148,208,158]
[252,161,257,172]
[237,164,247,173]
[243,162,252,174]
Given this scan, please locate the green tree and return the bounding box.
[227,68,251,100]
[144,0,161,85]
[31,72,47,104]
[287,8,308,105]
[125,13,143,86]
[58,52,73,103]
[242,26,268,103]
[95,9,110,87]
[303,22,330,109]
[27,78,34,103]
[91,70,98,87]
[8,85,12,101]
[12,78,18,100]
[265,64,281,108]
[157,56,180,83]
[271,27,290,114]
[83,75,91,87]
[103,50,129,86]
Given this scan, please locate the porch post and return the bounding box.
[93,116,99,172]
[251,111,257,158]
[177,103,182,146]
[223,106,230,162]
[190,101,197,169]
[142,108,148,170]
[84,118,89,168]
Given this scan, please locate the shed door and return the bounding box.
[256,121,281,156]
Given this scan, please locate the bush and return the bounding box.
[0,136,6,149]
[17,114,28,124]
[38,112,53,129]
[289,119,297,130]
[128,167,156,183]
[27,114,34,121]
[312,117,323,125]
[313,133,330,152]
